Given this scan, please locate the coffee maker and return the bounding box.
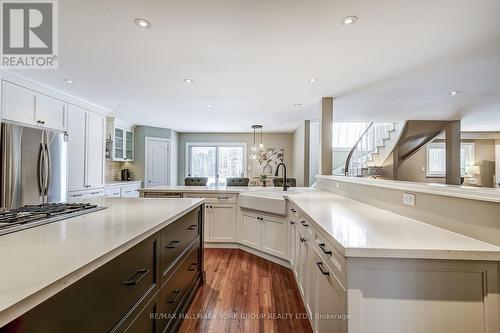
[121,169,131,181]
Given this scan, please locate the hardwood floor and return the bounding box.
[178,249,312,333]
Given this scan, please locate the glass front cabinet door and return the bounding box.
[114,128,124,160]
[125,130,134,160]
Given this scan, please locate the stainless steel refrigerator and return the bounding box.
[1,122,68,210]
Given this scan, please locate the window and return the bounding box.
[186,143,246,185]
[426,142,475,177]
[332,122,370,149]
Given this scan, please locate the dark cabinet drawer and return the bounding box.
[120,292,160,333]
[161,208,200,281]
[3,235,159,333]
[159,240,200,332]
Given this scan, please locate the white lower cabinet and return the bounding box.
[297,229,309,298]
[289,219,298,271]
[241,213,261,249]
[104,182,142,198]
[68,188,105,200]
[262,216,288,258]
[121,184,141,198]
[240,211,288,260]
[310,246,347,333]
[210,204,237,241]
[104,186,121,198]
[206,204,237,242]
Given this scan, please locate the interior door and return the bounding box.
[146,139,170,187]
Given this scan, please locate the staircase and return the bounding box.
[344,122,404,177]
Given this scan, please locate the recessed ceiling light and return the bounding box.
[184,78,194,84]
[308,78,318,83]
[449,91,461,96]
[294,104,302,107]
[342,16,358,26]
[134,18,151,29]
[63,79,73,84]
[205,104,213,108]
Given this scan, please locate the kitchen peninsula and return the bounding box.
[140,182,500,333]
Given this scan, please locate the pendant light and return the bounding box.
[250,125,263,159]
[259,126,264,151]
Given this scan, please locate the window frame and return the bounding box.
[185,142,247,181]
[332,122,371,150]
[425,142,475,177]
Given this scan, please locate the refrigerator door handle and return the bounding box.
[37,143,44,196]
[44,142,51,196]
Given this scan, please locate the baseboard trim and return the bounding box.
[204,242,291,268]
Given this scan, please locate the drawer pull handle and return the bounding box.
[188,263,198,271]
[123,268,149,286]
[316,262,330,276]
[300,220,309,227]
[187,224,198,231]
[300,237,306,243]
[71,194,83,197]
[166,289,182,304]
[36,120,46,125]
[166,240,181,249]
[218,196,229,200]
[291,208,296,213]
[319,243,333,255]
[290,220,295,225]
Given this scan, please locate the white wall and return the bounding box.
[170,130,178,185]
[293,122,306,187]
[309,121,320,185]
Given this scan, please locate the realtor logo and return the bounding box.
[1,0,58,68]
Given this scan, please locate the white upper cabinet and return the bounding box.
[1,81,67,131]
[67,104,105,192]
[35,93,67,131]
[106,117,135,161]
[1,82,36,125]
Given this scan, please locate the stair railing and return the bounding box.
[344,122,374,176]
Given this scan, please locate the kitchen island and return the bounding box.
[0,197,205,332]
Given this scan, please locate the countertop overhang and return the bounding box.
[0,197,204,327]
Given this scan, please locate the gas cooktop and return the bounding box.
[0,203,106,236]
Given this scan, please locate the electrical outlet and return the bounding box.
[403,193,415,206]
[335,182,340,189]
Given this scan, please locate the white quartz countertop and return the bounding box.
[139,185,314,194]
[286,191,500,260]
[0,197,204,327]
[319,175,500,203]
[105,180,143,186]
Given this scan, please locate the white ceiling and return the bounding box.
[12,0,500,132]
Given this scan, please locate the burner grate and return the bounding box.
[0,203,105,235]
